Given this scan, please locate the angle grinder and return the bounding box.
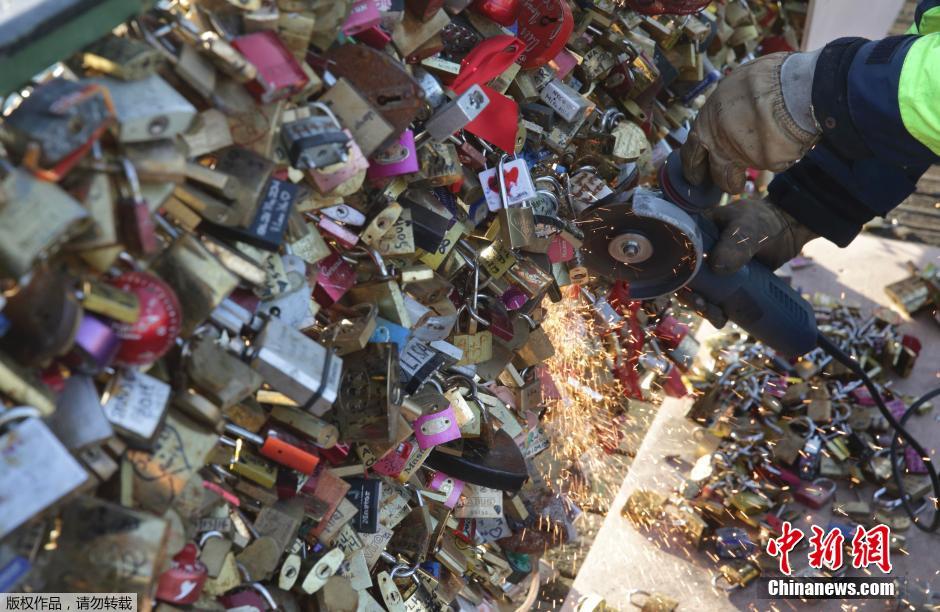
[578,151,940,533]
[578,150,817,357]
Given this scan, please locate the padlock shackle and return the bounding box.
[0,406,42,430]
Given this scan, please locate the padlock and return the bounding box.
[794,478,837,510]
[628,590,678,612]
[333,342,401,443]
[348,249,412,328]
[198,532,234,579]
[714,527,757,559]
[37,495,168,596]
[155,543,208,605]
[231,30,308,102]
[101,368,171,447]
[539,79,592,124]
[0,414,90,539]
[325,45,426,148]
[89,74,195,143]
[80,34,163,81]
[281,102,352,170]
[3,79,114,180]
[213,300,343,416]
[115,157,160,256]
[712,560,760,591]
[422,84,491,142]
[224,422,319,475]
[0,164,89,279]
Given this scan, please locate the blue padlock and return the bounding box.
[714,527,757,559]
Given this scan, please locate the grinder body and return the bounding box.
[684,216,817,357]
[661,151,818,357]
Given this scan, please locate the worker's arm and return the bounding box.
[770,17,940,246]
[684,1,940,268]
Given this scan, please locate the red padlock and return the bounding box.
[371,441,414,478]
[219,585,275,612]
[654,315,689,350]
[624,0,711,16]
[108,272,182,366]
[470,0,520,26]
[155,543,208,605]
[319,442,351,466]
[516,0,574,69]
[231,31,309,103]
[661,364,689,398]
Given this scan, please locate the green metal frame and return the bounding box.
[0,0,154,98]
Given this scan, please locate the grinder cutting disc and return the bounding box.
[577,188,704,299]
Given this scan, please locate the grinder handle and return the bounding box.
[685,216,818,358]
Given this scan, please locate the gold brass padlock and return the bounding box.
[713,559,760,591]
[628,590,678,612]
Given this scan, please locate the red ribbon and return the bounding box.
[452,35,524,153]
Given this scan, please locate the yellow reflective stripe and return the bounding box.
[899,34,940,155]
[918,7,940,34]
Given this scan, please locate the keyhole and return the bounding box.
[376,94,402,106]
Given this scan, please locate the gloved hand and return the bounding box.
[706,199,819,275]
[681,51,821,194]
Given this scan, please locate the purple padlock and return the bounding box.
[905,447,928,474]
[413,405,461,450]
[70,314,121,371]
[763,376,788,398]
[366,130,419,180]
[886,398,908,421]
[428,470,465,508]
[501,287,528,311]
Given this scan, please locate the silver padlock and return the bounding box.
[0,408,89,539]
[280,102,351,170]
[45,374,114,451]
[422,84,490,142]
[212,299,343,416]
[101,368,172,446]
[89,74,196,143]
[539,79,591,123]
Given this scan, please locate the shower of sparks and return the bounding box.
[534,294,654,513]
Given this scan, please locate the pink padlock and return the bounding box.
[155,543,208,605]
[312,252,356,306]
[547,234,574,263]
[487,384,518,409]
[308,134,369,194]
[414,405,462,449]
[885,398,907,421]
[501,287,528,311]
[549,48,580,80]
[343,0,381,35]
[428,470,465,508]
[356,24,392,50]
[536,366,561,400]
[367,130,419,180]
[372,442,414,477]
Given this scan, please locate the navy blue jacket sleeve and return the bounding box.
[769,6,940,246]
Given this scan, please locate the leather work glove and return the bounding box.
[681,51,821,194]
[706,199,819,275]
